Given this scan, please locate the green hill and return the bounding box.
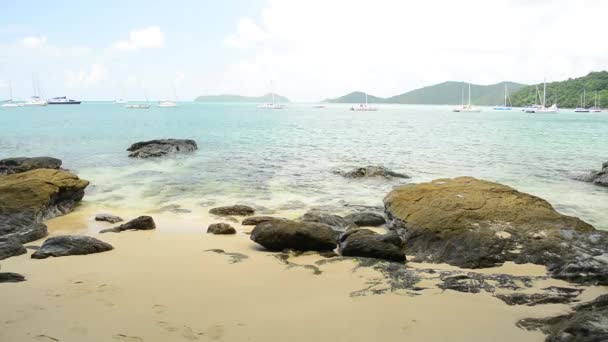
[510,71,608,108]
[324,91,388,104]
[325,82,526,105]
[195,93,290,103]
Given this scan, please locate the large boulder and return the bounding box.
[298,209,356,231]
[209,205,255,216]
[0,157,62,175]
[518,294,608,341]
[579,161,608,187]
[31,235,113,259]
[250,220,337,252]
[242,216,288,226]
[344,212,386,227]
[0,169,88,247]
[339,229,405,262]
[127,139,197,158]
[334,165,409,179]
[207,223,236,235]
[99,216,156,233]
[384,177,608,285]
[95,213,123,224]
[0,237,27,260]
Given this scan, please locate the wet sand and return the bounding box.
[1,205,605,342]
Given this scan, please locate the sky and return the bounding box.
[1,0,607,102]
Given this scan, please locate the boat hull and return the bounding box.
[48,101,81,105]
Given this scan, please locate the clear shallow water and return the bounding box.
[1,102,607,228]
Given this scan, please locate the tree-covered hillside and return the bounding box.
[388,81,526,105]
[324,91,388,104]
[510,71,608,108]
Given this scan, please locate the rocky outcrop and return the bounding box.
[241,216,288,226]
[0,237,27,260]
[0,272,25,283]
[207,223,237,235]
[334,165,409,179]
[496,287,582,306]
[250,220,337,252]
[384,177,608,285]
[31,235,113,259]
[127,139,198,158]
[95,213,123,224]
[0,169,88,248]
[99,216,156,233]
[338,229,405,262]
[517,294,608,341]
[0,157,62,175]
[209,205,255,216]
[344,212,386,227]
[298,210,356,231]
[579,161,608,187]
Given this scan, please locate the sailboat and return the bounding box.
[258,81,284,109]
[158,86,178,107]
[525,81,557,113]
[574,89,589,113]
[453,83,480,112]
[350,92,378,111]
[590,91,601,112]
[1,81,24,107]
[493,84,512,110]
[24,75,47,106]
[125,90,150,109]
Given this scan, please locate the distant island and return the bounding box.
[510,71,608,108]
[194,93,290,103]
[325,82,526,106]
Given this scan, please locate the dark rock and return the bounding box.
[0,157,62,175]
[209,205,255,216]
[250,220,337,252]
[241,216,288,226]
[496,288,581,306]
[31,235,113,259]
[438,272,536,294]
[0,237,27,260]
[0,219,47,245]
[344,212,386,227]
[579,161,608,187]
[99,216,156,233]
[204,249,248,263]
[127,139,197,158]
[334,165,409,179]
[207,223,237,235]
[95,213,123,224]
[384,177,608,285]
[298,209,357,231]
[338,229,405,262]
[517,294,608,341]
[0,272,26,283]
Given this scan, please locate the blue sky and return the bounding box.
[1,0,607,101]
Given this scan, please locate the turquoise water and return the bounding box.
[1,102,607,228]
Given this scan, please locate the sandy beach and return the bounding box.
[2,205,605,342]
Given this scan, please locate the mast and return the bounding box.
[461,86,464,106]
[542,80,547,108]
[365,92,368,105]
[504,83,508,106]
[468,83,471,106]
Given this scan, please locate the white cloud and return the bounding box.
[224,18,267,49]
[21,35,47,48]
[221,0,608,101]
[112,26,165,51]
[65,64,108,88]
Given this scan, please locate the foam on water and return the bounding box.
[1,102,607,228]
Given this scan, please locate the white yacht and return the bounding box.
[525,81,557,113]
[125,103,150,109]
[258,93,283,109]
[574,89,589,113]
[25,75,47,106]
[590,91,602,112]
[158,99,177,107]
[1,81,24,107]
[493,84,512,110]
[453,83,481,112]
[350,92,377,111]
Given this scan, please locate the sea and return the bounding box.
[1,102,607,229]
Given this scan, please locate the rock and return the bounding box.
[207,223,237,235]
[438,272,536,294]
[209,205,255,216]
[241,216,288,226]
[496,287,581,306]
[0,157,62,175]
[95,213,123,224]
[517,294,608,341]
[384,177,608,285]
[344,212,386,227]
[0,219,47,245]
[298,209,357,231]
[99,216,156,233]
[334,165,409,179]
[338,229,405,262]
[204,249,248,263]
[579,161,608,187]
[0,272,26,283]
[0,237,27,260]
[127,139,198,158]
[31,235,113,259]
[250,220,338,252]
